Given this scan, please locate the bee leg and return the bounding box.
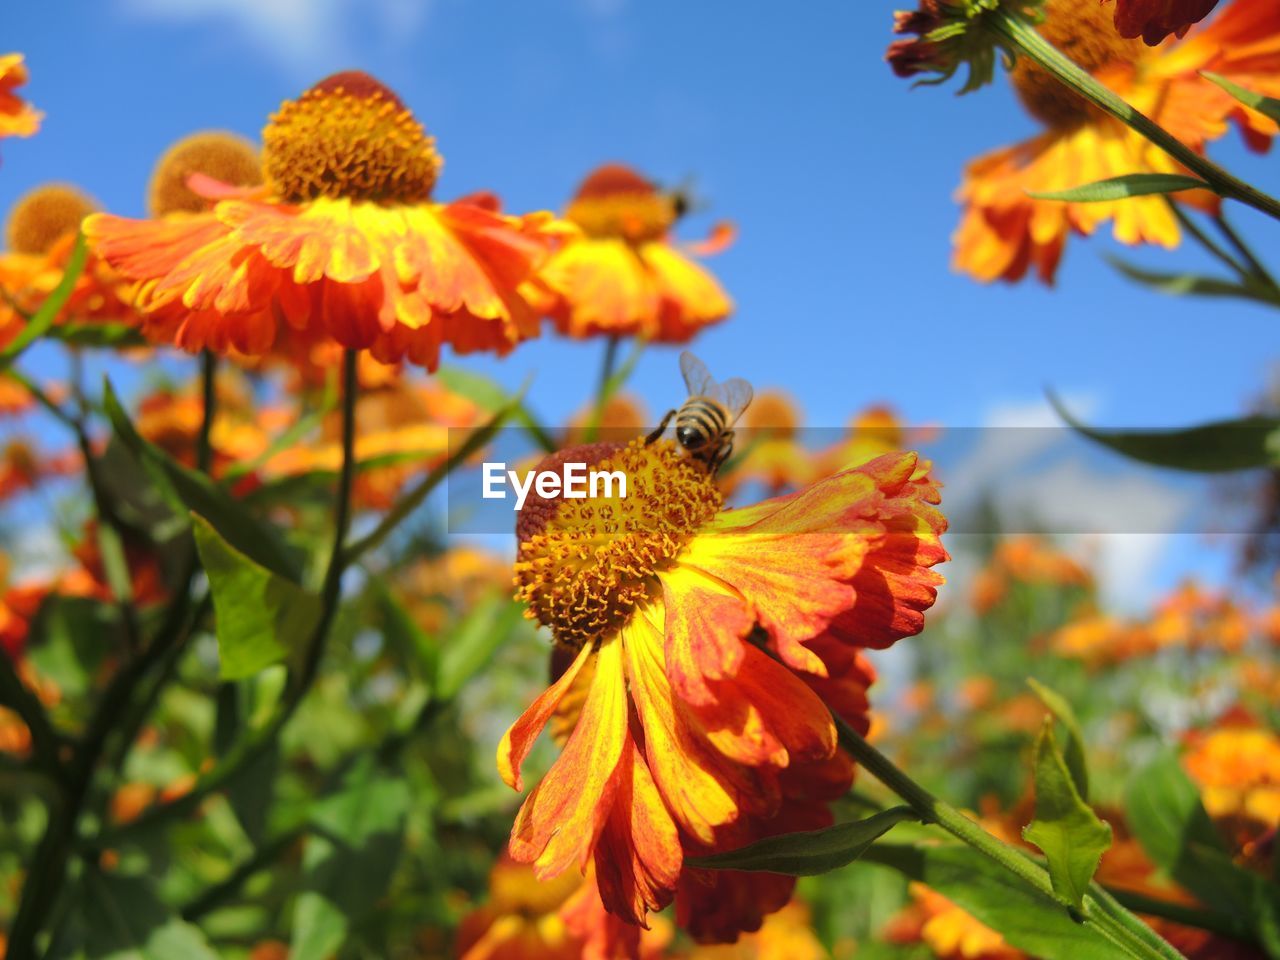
[645,409,676,445]
[711,434,734,475]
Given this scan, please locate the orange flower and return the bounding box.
[1,184,136,336]
[0,706,31,755]
[675,900,828,959]
[0,54,41,143]
[721,390,817,497]
[85,72,566,368]
[1112,0,1220,43]
[499,441,945,936]
[889,884,1023,960]
[263,373,482,510]
[456,856,671,960]
[971,535,1092,615]
[111,782,159,825]
[1183,716,1280,842]
[814,406,935,479]
[1050,612,1158,666]
[0,438,80,503]
[134,372,277,483]
[1148,580,1250,653]
[953,0,1280,284]
[539,164,733,342]
[69,520,169,609]
[0,579,50,659]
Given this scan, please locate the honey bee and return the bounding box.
[646,351,753,474]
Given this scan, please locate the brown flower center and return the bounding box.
[149,131,262,216]
[565,163,676,243]
[262,70,442,205]
[514,439,721,650]
[5,184,96,255]
[1010,0,1144,130]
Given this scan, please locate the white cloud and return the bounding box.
[118,0,432,74]
[940,393,1196,608]
[943,392,1100,513]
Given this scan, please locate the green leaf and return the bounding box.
[0,233,88,372]
[1106,255,1280,306]
[863,844,1139,960]
[435,365,555,451]
[290,758,410,960]
[47,322,149,350]
[434,365,510,412]
[1202,72,1280,124]
[436,596,528,702]
[1125,752,1262,916]
[192,515,320,681]
[71,869,220,960]
[220,402,335,482]
[103,378,299,578]
[375,582,439,693]
[1022,720,1112,911]
[686,806,918,875]
[27,595,116,698]
[1027,678,1090,799]
[1029,174,1210,203]
[1051,392,1280,472]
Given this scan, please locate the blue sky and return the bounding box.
[5,0,1278,599]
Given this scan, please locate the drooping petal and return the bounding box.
[509,639,629,878]
[592,736,682,924]
[497,642,593,791]
[620,603,743,844]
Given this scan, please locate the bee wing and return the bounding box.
[679,350,717,398]
[714,377,754,423]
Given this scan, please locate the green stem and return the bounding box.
[989,11,1280,223]
[1106,886,1251,942]
[599,335,621,397]
[100,350,362,844]
[1165,201,1251,280]
[7,632,164,955]
[0,653,64,784]
[180,827,305,922]
[196,351,217,475]
[1212,213,1279,290]
[832,715,1186,960]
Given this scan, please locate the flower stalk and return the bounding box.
[832,713,1188,960]
[987,8,1280,222]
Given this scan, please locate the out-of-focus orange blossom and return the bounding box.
[456,856,671,960]
[0,183,138,338]
[970,536,1092,615]
[539,163,733,342]
[134,371,282,485]
[1183,713,1280,860]
[1050,578,1262,666]
[0,54,41,144]
[263,373,483,510]
[673,900,829,959]
[0,438,80,504]
[395,546,512,636]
